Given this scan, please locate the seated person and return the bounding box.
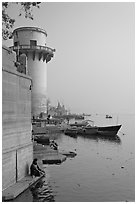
[30,158,45,177]
[47,114,51,124]
[50,140,58,150]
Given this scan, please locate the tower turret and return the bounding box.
[10,27,55,117]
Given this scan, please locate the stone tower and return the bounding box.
[10,27,55,117]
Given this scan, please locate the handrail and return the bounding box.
[10,45,55,53]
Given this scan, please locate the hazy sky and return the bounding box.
[4,2,135,114]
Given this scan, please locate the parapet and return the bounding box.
[2,45,16,71]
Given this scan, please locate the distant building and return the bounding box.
[48,102,68,116]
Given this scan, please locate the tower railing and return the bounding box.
[10,45,55,54]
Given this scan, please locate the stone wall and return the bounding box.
[2,46,33,190]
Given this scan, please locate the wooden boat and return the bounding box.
[74,115,84,120]
[65,124,98,136]
[69,121,88,127]
[106,115,112,118]
[82,124,121,136]
[69,119,94,128]
[79,125,98,135]
[34,135,50,145]
[65,124,122,137]
[64,126,78,136]
[97,125,122,136]
[60,150,77,157]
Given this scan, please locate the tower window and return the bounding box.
[14,41,19,46]
[30,40,37,46]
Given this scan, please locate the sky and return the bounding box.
[3,2,135,114]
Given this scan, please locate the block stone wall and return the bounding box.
[2,46,33,190]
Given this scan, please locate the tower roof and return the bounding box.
[12,27,47,37]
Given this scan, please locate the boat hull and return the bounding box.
[106,115,112,118]
[70,121,88,127]
[80,127,98,135]
[34,135,50,144]
[64,128,78,136]
[64,124,122,137]
[97,125,122,136]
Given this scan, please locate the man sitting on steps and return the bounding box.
[30,158,45,177]
[50,140,58,150]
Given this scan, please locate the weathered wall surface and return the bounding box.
[2,46,33,190]
[27,53,47,116]
[13,27,47,46]
[17,145,33,181]
[2,151,16,190]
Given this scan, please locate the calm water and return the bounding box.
[13,114,135,202]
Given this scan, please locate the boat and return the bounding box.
[65,124,122,137]
[69,120,90,127]
[97,125,122,136]
[60,150,77,157]
[79,125,98,135]
[74,115,84,120]
[81,124,121,136]
[82,113,91,116]
[106,115,112,118]
[64,126,78,136]
[65,123,98,136]
[34,135,50,145]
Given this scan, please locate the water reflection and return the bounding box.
[30,177,55,202]
[75,134,121,145]
[98,135,121,144]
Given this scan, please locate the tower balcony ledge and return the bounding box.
[10,45,55,55]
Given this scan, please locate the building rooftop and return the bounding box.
[12,27,47,37]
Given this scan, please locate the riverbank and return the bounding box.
[2,139,72,201]
[3,114,134,202]
[33,142,67,164]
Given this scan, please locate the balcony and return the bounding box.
[10,45,55,63]
[10,45,55,54]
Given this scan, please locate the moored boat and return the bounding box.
[106,115,112,118]
[69,119,94,128]
[74,115,84,120]
[34,135,50,144]
[65,124,122,137]
[79,125,98,135]
[64,126,78,136]
[97,125,122,136]
[69,121,88,127]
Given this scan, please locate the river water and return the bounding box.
[13,114,135,202]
